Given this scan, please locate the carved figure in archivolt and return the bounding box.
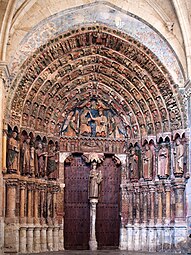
[158,143,169,179]
[7,131,19,174]
[47,144,59,180]
[35,142,47,178]
[174,137,184,177]
[129,147,139,181]
[89,162,103,199]
[142,143,153,180]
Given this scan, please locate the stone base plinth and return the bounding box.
[89,240,97,251]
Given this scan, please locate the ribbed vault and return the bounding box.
[8,25,185,139]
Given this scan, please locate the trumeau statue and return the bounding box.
[88,162,103,199]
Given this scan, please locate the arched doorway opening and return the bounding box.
[64,153,121,250]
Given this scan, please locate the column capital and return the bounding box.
[172,178,186,189]
[20,181,27,190]
[164,180,171,191]
[6,179,18,187]
[27,182,35,190]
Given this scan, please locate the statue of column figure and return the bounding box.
[158,143,169,179]
[88,162,103,199]
[174,137,184,177]
[7,131,19,174]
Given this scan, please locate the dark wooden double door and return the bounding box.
[64,154,121,250]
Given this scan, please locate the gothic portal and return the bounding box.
[0,1,191,254]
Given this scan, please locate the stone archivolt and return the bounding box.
[7,25,185,139]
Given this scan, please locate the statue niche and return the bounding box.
[60,98,128,139]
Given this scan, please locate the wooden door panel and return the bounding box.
[96,155,120,249]
[64,155,90,250]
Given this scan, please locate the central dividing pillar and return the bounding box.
[89,198,98,251]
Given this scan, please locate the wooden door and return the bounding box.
[64,154,90,249]
[64,153,121,250]
[96,155,121,249]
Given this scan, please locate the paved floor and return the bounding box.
[23,250,189,255]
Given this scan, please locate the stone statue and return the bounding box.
[80,109,91,136]
[89,162,103,199]
[47,144,58,180]
[22,136,32,176]
[158,143,169,179]
[174,137,184,177]
[35,142,47,178]
[89,109,107,137]
[7,131,19,174]
[129,147,139,181]
[142,144,153,180]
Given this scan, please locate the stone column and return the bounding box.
[20,181,26,224]
[33,227,41,253]
[27,183,33,224]
[156,183,163,224]
[19,227,27,253]
[127,183,133,224]
[26,227,33,252]
[134,183,140,224]
[2,122,7,172]
[142,183,148,224]
[149,182,155,224]
[148,182,156,251]
[89,198,98,250]
[6,179,17,218]
[4,180,19,253]
[117,154,128,251]
[34,185,39,224]
[53,227,59,251]
[173,179,186,222]
[164,181,171,224]
[40,185,46,224]
[0,64,9,252]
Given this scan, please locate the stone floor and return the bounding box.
[22,250,189,255]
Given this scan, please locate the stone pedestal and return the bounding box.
[47,227,53,251]
[34,227,41,252]
[41,227,47,252]
[19,227,27,253]
[148,226,156,252]
[89,198,98,251]
[119,226,128,250]
[58,225,64,250]
[53,227,59,251]
[4,223,19,253]
[27,227,34,252]
[141,225,147,251]
[134,225,140,251]
[126,225,133,251]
